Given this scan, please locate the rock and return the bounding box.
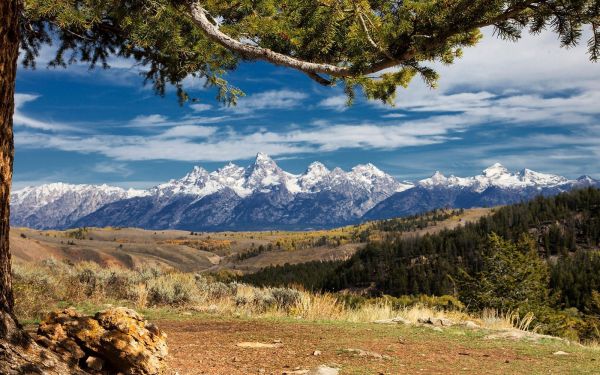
[86,356,105,371]
[236,341,283,348]
[313,350,322,356]
[373,317,411,325]
[553,351,569,356]
[307,365,340,375]
[417,317,454,327]
[0,311,88,375]
[343,348,392,360]
[36,307,167,375]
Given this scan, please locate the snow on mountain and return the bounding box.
[419,163,572,192]
[296,162,330,192]
[10,157,599,231]
[150,153,405,200]
[10,183,149,229]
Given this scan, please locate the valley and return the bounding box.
[9,207,490,273]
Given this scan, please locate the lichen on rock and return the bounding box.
[35,307,168,374]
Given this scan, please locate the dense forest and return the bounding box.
[241,188,600,341]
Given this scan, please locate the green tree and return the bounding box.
[460,233,549,313]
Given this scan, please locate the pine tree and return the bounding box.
[461,233,549,313]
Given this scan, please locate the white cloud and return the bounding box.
[318,95,348,112]
[228,90,308,114]
[13,94,79,131]
[159,125,217,139]
[130,114,169,126]
[190,103,212,112]
[92,162,133,176]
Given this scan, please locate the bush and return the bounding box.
[271,288,301,310]
[147,273,198,306]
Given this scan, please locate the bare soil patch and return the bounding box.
[157,317,582,375]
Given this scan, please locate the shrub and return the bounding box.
[147,273,198,306]
[271,288,302,310]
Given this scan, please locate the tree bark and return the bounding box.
[0,0,19,319]
[0,5,89,372]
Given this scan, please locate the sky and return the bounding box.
[13,27,600,190]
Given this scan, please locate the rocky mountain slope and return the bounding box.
[364,164,598,220]
[10,154,599,230]
[10,183,148,229]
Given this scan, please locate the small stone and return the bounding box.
[85,356,104,371]
[417,317,454,327]
[313,350,322,356]
[237,342,282,348]
[553,351,569,356]
[343,348,392,360]
[307,365,339,375]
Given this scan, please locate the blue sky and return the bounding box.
[13,27,600,190]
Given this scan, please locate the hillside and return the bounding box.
[242,188,600,342]
[10,208,490,273]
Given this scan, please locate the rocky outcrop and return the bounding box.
[35,307,168,374]
[0,311,87,375]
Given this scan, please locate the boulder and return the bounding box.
[0,310,88,375]
[36,307,167,374]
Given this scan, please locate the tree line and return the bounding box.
[241,188,600,341]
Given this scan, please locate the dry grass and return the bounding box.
[12,260,531,334]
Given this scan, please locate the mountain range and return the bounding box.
[10,153,599,230]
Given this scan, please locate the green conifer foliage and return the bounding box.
[19,0,600,104]
[460,233,549,313]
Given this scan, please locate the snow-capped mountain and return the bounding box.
[10,157,600,230]
[364,164,598,220]
[71,154,407,230]
[10,183,148,229]
[418,163,570,192]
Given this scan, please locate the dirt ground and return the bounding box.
[158,317,594,375]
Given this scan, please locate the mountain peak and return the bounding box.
[306,161,330,175]
[181,166,209,185]
[351,163,385,177]
[482,163,509,177]
[255,152,273,163]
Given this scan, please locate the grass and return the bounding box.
[13,259,538,334]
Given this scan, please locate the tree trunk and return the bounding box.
[0,0,19,319]
[0,2,88,372]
